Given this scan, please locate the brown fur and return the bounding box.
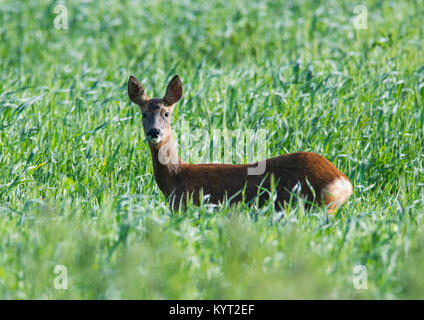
[128,75,353,212]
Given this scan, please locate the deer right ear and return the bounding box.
[128,75,148,106]
[163,75,183,106]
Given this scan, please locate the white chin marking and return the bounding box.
[323,177,353,206]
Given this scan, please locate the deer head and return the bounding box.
[128,75,183,147]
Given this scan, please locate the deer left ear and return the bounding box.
[128,75,148,107]
[163,75,183,106]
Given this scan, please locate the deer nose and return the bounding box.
[147,128,160,139]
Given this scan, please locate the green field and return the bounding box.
[1,0,423,299]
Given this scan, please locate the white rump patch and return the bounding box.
[323,177,353,206]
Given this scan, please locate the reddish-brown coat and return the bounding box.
[149,138,350,211]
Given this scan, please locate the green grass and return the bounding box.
[0,0,423,299]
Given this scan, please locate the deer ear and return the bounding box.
[128,75,148,106]
[163,75,183,106]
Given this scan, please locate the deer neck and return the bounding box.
[148,133,183,197]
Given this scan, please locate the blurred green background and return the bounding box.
[0,0,423,299]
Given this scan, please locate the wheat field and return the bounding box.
[0,0,423,299]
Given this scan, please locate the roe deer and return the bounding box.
[128,74,353,212]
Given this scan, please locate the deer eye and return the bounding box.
[164,112,169,118]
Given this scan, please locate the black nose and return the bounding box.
[147,128,160,139]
